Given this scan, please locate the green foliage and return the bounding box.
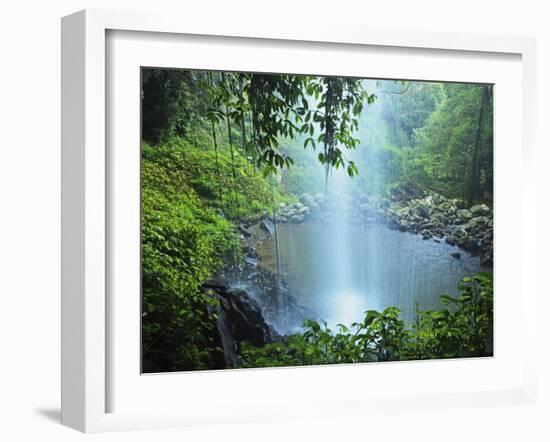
[142,68,375,178]
[379,81,441,148]
[143,138,276,222]
[408,83,493,201]
[141,69,209,144]
[407,272,493,359]
[299,76,374,177]
[141,136,280,372]
[240,272,493,367]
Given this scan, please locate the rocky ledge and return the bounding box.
[383,195,493,267]
[274,191,493,268]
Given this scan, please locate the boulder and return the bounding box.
[451,252,461,259]
[480,251,493,267]
[260,218,275,235]
[470,204,491,216]
[204,284,277,368]
[414,201,432,218]
[456,209,473,223]
[453,199,466,209]
[451,227,468,247]
[290,214,305,223]
[314,193,327,205]
[463,239,481,254]
[420,229,432,240]
[439,200,456,214]
[238,224,252,237]
[464,216,487,231]
[445,237,456,246]
[299,193,315,207]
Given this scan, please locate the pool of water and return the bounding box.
[257,221,482,331]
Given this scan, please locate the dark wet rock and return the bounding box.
[445,237,456,246]
[260,218,275,235]
[480,250,493,267]
[244,245,258,257]
[203,283,278,368]
[463,238,481,254]
[451,252,461,259]
[244,255,258,267]
[235,265,315,333]
[420,229,432,240]
[239,224,252,237]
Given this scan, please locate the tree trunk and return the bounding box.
[222,72,239,218]
[207,72,224,208]
[468,85,491,207]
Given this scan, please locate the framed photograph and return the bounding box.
[62,9,537,432]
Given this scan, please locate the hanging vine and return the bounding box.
[205,71,224,210]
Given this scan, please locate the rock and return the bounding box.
[279,202,287,210]
[450,227,468,246]
[378,198,391,209]
[204,284,277,368]
[314,193,327,205]
[432,213,448,226]
[463,238,481,254]
[453,199,466,209]
[290,214,305,223]
[414,202,432,219]
[464,216,487,231]
[238,224,252,237]
[439,201,456,215]
[244,245,258,257]
[445,237,456,246]
[470,204,491,216]
[299,193,315,207]
[260,218,275,235]
[432,193,445,205]
[480,251,493,267]
[243,255,258,267]
[450,252,461,259]
[456,209,474,223]
[420,229,432,240]
[308,201,319,212]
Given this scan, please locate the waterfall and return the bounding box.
[249,79,485,334]
[270,175,288,328]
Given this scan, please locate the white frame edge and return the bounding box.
[61,9,537,433]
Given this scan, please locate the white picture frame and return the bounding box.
[61,9,537,433]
